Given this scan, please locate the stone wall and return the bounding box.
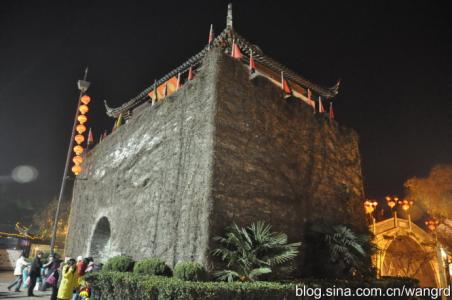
[66,49,366,270]
[65,50,220,266]
[209,54,367,246]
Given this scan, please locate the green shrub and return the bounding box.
[85,271,419,300]
[174,261,208,281]
[133,258,172,276]
[302,223,376,280]
[103,255,135,272]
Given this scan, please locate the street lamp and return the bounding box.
[398,198,414,230]
[424,218,452,288]
[50,68,90,254]
[385,196,397,210]
[364,200,378,220]
[425,218,440,232]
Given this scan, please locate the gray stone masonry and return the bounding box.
[65,49,367,271]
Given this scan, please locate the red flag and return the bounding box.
[176,73,181,90]
[163,84,168,97]
[307,89,315,111]
[208,24,214,45]
[249,50,256,73]
[99,130,107,143]
[281,72,292,94]
[318,96,325,113]
[87,128,94,146]
[188,66,193,81]
[152,80,158,104]
[231,39,243,59]
[329,102,335,121]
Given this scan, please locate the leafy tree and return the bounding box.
[31,197,70,240]
[303,223,376,279]
[404,164,452,219]
[212,222,301,282]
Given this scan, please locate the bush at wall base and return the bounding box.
[85,271,419,300]
[102,256,135,272]
[133,258,172,277]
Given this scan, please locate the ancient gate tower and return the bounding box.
[66,5,367,269]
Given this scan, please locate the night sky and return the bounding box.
[1,1,451,226]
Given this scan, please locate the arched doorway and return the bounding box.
[382,236,437,287]
[89,217,112,262]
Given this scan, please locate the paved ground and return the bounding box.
[0,272,51,299]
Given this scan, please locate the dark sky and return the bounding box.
[1,0,451,226]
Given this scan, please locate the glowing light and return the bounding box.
[385,196,397,209]
[11,165,38,183]
[74,134,85,144]
[76,124,87,134]
[72,165,82,175]
[79,105,89,115]
[398,199,414,211]
[425,219,439,231]
[77,115,87,124]
[80,95,91,105]
[73,145,84,155]
[72,156,83,165]
[364,200,378,214]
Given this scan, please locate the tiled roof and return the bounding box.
[105,15,339,118]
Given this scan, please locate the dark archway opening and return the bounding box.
[89,217,111,261]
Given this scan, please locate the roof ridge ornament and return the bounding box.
[226,3,233,29]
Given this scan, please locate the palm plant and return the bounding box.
[212,221,301,282]
[308,224,376,279]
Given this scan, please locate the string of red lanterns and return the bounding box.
[71,94,91,175]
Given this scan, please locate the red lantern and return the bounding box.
[79,105,89,115]
[73,155,83,165]
[78,114,87,124]
[76,124,87,134]
[73,145,84,155]
[74,134,85,144]
[72,165,82,175]
[81,95,91,105]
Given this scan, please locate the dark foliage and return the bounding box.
[133,258,172,276]
[302,223,377,279]
[103,255,135,272]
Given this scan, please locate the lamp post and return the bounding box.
[386,196,398,226]
[398,199,414,231]
[425,218,452,289]
[364,200,378,233]
[385,196,397,214]
[50,68,90,254]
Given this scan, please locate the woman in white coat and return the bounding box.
[7,253,29,292]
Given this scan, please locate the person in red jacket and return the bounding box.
[75,256,87,277]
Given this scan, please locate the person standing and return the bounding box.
[57,258,78,300]
[27,251,43,296]
[48,258,62,300]
[7,252,29,292]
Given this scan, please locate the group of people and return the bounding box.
[7,250,101,300]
